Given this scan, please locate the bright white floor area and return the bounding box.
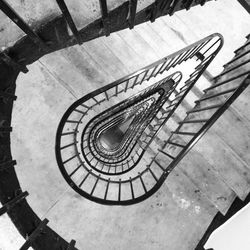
[205,203,250,250]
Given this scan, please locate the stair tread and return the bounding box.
[212,108,250,166]
[81,38,130,79]
[178,151,237,215]
[117,29,159,65]
[40,51,101,98]
[167,167,219,216]
[193,130,250,200]
[165,103,250,201]
[102,33,145,72]
[159,133,237,215]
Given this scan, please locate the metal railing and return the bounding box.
[55,33,225,205]
[0,0,213,55]
[0,22,248,249]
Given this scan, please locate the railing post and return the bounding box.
[56,0,82,45]
[67,240,77,250]
[237,0,250,14]
[0,191,28,216]
[99,0,110,36]
[0,51,28,73]
[0,90,17,103]
[128,0,138,29]
[19,219,49,250]
[0,160,17,171]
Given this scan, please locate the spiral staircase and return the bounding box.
[0,0,250,250]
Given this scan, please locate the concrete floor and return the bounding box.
[0,0,250,249]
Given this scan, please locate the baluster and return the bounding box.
[0,52,28,73]
[162,0,173,14]
[128,0,138,29]
[140,70,149,84]
[139,173,147,193]
[69,164,83,177]
[118,179,121,201]
[99,0,110,36]
[0,191,28,216]
[171,131,196,136]
[81,103,90,109]
[155,60,167,75]
[161,57,175,72]
[20,219,49,250]
[104,179,110,200]
[115,85,119,96]
[124,79,129,92]
[169,0,179,16]
[91,175,100,195]
[92,97,100,105]
[175,50,190,65]
[0,126,12,137]
[197,88,237,103]
[67,240,77,250]
[171,52,185,67]
[147,65,159,80]
[148,168,158,181]
[79,170,92,188]
[187,104,222,114]
[132,74,140,88]
[154,159,165,171]
[202,38,221,57]
[0,160,17,171]
[56,0,82,44]
[61,130,78,136]
[66,120,82,124]
[74,109,86,115]
[129,178,135,199]
[168,141,185,148]
[104,91,109,101]
[0,90,17,103]
[62,153,80,164]
[158,149,175,160]
[179,119,209,124]
[185,0,194,10]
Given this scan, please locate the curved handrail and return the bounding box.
[55,33,224,205]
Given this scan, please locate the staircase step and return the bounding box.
[39,51,101,98]
[149,18,187,53]
[178,152,236,215]
[193,131,250,200]
[212,108,250,167]
[133,23,169,58]
[81,38,129,79]
[164,168,218,248]
[60,46,114,86]
[117,29,159,65]
[102,33,144,72]
[164,100,250,200]
[156,136,236,215]
[167,167,218,217]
